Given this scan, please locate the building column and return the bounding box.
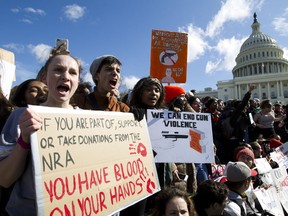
[277,63,279,72]
[258,83,262,99]
[280,80,284,96]
[234,85,237,99]
[238,85,241,99]
[267,82,270,99]
[269,63,272,73]
[277,81,280,97]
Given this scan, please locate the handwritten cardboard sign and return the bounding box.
[150,30,188,83]
[29,106,160,216]
[146,109,214,163]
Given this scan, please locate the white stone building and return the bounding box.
[198,13,288,104]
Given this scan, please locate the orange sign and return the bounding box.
[150,30,188,83]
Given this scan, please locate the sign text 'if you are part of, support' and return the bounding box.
[29,106,160,216]
[146,109,214,163]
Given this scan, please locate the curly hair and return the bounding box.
[193,180,229,209]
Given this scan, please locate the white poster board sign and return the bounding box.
[0,60,16,99]
[277,187,288,213]
[254,158,272,174]
[146,109,214,163]
[270,142,288,169]
[254,187,284,216]
[30,106,160,216]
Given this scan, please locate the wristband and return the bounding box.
[17,135,31,150]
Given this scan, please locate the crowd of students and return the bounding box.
[0,44,287,216]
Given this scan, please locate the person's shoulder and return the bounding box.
[70,93,90,109]
[117,101,130,112]
[223,201,242,216]
[4,107,26,126]
[0,108,25,152]
[107,96,130,112]
[254,112,261,117]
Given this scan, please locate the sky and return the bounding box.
[1,0,288,93]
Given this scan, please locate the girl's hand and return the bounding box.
[19,108,42,143]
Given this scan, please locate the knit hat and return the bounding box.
[164,85,186,103]
[227,162,257,182]
[90,55,116,78]
[236,148,255,161]
[269,138,283,148]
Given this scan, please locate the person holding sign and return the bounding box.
[0,45,81,215]
[0,79,47,215]
[164,85,197,194]
[124,76,166,215]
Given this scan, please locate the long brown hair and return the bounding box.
[0,88,14,130]
[149,188,197,216]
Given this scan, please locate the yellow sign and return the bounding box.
[150,30,188,83]
[30,106,160,216]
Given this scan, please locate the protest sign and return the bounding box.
[146,109,214,163]
[254,158,272,174]
[150,30,188,83]
[29,106,160,216]
[270,167,287,188]
[0,48,16,99]
[270,142,288,169]
[277,187,288,213]
[254,187,284,216]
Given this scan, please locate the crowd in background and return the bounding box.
[0,43,287,216]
